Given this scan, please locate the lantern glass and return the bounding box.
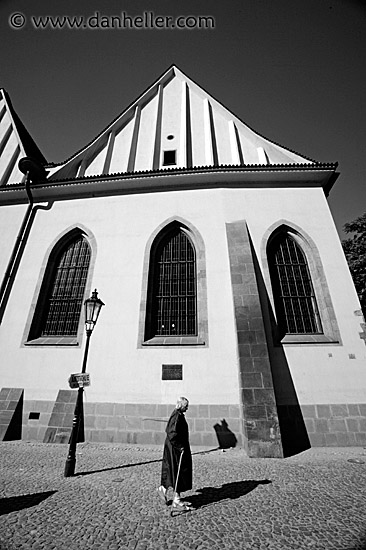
[84,289,105,333]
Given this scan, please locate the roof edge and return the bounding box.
[48,161,339,183]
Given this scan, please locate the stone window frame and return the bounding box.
[22,224,97,347]
[261,220,341,345]
[138,216,208,347]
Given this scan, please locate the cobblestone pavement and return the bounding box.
[0,442,366,550]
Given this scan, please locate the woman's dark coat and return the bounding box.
[161,408,192,493]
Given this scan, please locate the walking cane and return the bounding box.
[170,449,184,517]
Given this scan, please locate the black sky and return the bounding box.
[1,0,365,238]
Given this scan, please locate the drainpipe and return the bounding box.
[0,157,46,320]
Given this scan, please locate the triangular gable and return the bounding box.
[0,89,46,186]
[47,66,315,182]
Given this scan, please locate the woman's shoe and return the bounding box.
[172,500,192,511]
[157,486,168,505]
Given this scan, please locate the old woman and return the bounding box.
[157,397,193,511]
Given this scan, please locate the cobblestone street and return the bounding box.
[0,442,366,550]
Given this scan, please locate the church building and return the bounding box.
[0,66,365,457]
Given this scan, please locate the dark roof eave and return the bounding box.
[0,162,339,205]
[323,170,340,197]
[47,161,338,184]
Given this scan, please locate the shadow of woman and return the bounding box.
[213,419,238,449]
[184,479,271,510]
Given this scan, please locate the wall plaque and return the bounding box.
[162,364,183,380]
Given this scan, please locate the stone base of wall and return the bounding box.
[23,399,54,442]
[83,403,243,447]
[21,395,243,448]
[277,403,366,452]
[301,403,366,447]
[42,390,83,444]
[19,397,366,451]
[0,388,24,440]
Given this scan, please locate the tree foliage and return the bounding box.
[342,212,366,317]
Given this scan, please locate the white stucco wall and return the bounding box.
[222,186,366,405]
[0,189,239,405]
[0,185,365,408]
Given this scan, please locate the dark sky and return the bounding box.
[1,0,365,238]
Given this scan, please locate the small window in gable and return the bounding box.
[163,150,176,166]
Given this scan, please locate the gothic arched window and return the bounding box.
[145,223,197,339]
[268,233,322,336]
[28,233,91,340]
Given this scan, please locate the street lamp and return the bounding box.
[64,289,105,477]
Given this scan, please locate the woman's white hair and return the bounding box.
[176,396,189,410]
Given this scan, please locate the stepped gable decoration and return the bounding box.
[0,89,46,187]
[45,65,322,182]
[1,66,338,199]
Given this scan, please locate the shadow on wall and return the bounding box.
[249,232,311,458]
[213,419,238,449]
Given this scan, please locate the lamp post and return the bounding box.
[64,289,105,477]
